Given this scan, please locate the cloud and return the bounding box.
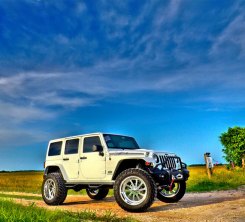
[210,13,245,58]
[0,100,54,123]
[0,0,244,160]
[0,128,49,148]
[27,92,95,108]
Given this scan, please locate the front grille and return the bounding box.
[158,155,182,170]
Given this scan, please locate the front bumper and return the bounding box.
[147,155,189,185]
[149,167,189,185]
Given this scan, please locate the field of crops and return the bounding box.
[0,165,244,194]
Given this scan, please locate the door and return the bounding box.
[62,138,80,179]
[79,136,106,179]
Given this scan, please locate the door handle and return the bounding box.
[63,158,69,161]
[80,157,87,160]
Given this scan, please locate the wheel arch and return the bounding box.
[44,165,68,181]
[112,159,146,180]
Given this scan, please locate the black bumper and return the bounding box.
[150,168,189,185]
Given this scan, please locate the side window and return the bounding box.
[48,141,62,156]
[83,136,102,153]
[65,139,79,155]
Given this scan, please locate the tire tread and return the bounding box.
[114,168,156,212]
[42,172,67,205]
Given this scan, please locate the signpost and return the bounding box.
[204,152,213,179]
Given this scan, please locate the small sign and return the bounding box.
[206,157,213,168]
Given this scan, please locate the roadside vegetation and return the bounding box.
[187,165,245,192]
[0,199,137,222]
[0,166,244,195]
[0,166,244,221]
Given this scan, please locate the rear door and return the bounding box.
[79,135,106,179]
[62,138,80,179]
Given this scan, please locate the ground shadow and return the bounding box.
[61,190,245,213]
[148,191,245,212]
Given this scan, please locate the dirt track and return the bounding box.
[9,187,245,222]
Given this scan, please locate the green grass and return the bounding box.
[0,166,244,221]
[0,199,137,222]
[0,166,244,194]
[187,165,245,192]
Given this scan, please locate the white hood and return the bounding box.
[108,148,176,157]
[108,148,152,156]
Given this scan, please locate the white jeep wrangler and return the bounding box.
[42,133,189,212]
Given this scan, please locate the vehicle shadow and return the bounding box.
[63,196,115,206]
[148,191,245,212]
[62,190,245,212]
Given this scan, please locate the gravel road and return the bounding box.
[10,187,245,222]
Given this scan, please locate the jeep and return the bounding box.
[42,133,189,212]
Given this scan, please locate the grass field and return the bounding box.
[0,199,137,222]
[0,166,244,221]
[0,165,244,194]
[186,165,245,192]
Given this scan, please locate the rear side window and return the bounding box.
[83,136,102,153]
[65,139,79,154]
[48,141,62,156]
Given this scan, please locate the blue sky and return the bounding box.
[0,0,245,170]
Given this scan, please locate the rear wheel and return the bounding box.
[42,172,67,205]
[86,188,109,200]
[114,168,156,212]
[157,181,186,203]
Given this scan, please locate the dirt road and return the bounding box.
[8,187,245,222]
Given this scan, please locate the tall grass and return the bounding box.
[0,199,137,222]
[187,165,245,192]
[0,166,244,194]
[0,171,43,193]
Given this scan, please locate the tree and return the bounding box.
[220,127,245,167]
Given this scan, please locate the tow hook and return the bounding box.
[169,176,175,191]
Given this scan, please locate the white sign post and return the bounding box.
[204,153,213,179]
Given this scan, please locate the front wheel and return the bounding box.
[42,172,67,205]
[157,181,186,203]
[114,168,156,212]
[86,188,109,200]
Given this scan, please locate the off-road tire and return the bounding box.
[42,172,67,205]
[86,188,109,200]
[114,168,157,212]
[157,181,186,203]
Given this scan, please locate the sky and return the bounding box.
[0,0,245,170]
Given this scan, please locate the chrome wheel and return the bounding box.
[160,183,180,198]
[120,176,147,206]
[44,179,56,200]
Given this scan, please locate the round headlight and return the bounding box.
[153,154,159,163]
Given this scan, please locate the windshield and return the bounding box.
[103,134,140,149]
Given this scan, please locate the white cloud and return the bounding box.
[0,128,49,148]
[153,0,182,27]
[210,9,245,58]
[0,101,54,123]
[27,92,95,108]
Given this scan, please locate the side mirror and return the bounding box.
[92,144,103,152]
[92,145,104,156]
